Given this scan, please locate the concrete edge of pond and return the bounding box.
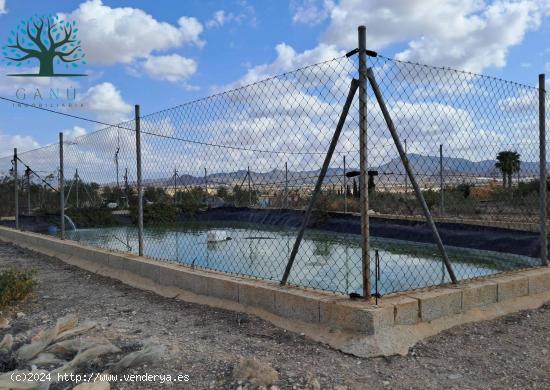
[0,225,549,358]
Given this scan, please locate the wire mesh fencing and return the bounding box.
[0,49,547,297]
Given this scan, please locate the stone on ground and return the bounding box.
[233,357,279,386]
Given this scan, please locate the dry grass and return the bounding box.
[0,268,36,309]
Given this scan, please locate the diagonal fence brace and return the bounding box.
[366,67,458,284]
[280,78,360,286]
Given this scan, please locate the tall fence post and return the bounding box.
[539,74,548,266]
[404,139,408,194]
[59,132,65,239]
[284,162,288,208]
[26,168,30,215]
[358,25,371,298]
[135,105,144,256]
[13,148,18,229]
[173,168,177,205]
[247,166,252,206]
[343,155,347,214]
[439,144,444,216]
[75,169,79,208]
[204,168,207,197]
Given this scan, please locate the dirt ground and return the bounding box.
[0,241,549,390]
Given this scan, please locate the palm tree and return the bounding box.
[495,151,521,189]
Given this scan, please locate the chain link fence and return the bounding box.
[0,45,547,297]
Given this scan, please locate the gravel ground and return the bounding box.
[0,241,549,389]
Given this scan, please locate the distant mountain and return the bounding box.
[150,154,544,188]
[376,154,542,176]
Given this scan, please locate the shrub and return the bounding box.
[422,189,438,209]
[67,207,116,227]
[515,179,550,197]
[132,203,179,225]
[0,268,36,308]
[177,191,204,214]
[455,183,471,198]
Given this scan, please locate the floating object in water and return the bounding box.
[244,236,274,240]
[207,230,231,242]
[47,225,58,235]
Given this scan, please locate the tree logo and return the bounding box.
[2,14,87,77]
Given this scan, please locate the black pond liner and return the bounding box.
[178,206,546,260]
[4,207,546,260]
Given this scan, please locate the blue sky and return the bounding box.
[0,0,548,157]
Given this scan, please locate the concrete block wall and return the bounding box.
[0,226,549,337]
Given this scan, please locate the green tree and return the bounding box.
[495,151,521,189]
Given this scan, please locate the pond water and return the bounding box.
[64,223,534,295]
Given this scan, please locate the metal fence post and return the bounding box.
[539,74,548,266]
[440,144,444,215]
[75,169,79,208]
[248,166,252,206]
[404,139,408,194]
[59,132,65,239]
[135,105,144,256]
[358,25,371,298]
[204,168,207,196]
[173,168,177,206]
[343,155,347,214]
[26,168,30,215]
[13,148,18,229]
[284,161,288,208]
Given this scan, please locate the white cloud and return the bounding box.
[206,10,230,28]
[0,1,6,15]
[241,0,547,83]
[64,126,87,141]
[498,88,538,112]
[142,54,197,82]
[322,0,548,73]
[78,82,133,124]
[291,0,334,25]
[0,133,40,157]
[177,16,204,45]
[206,6,257,29]
[223,43,344,87]
[60,0,204,66]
